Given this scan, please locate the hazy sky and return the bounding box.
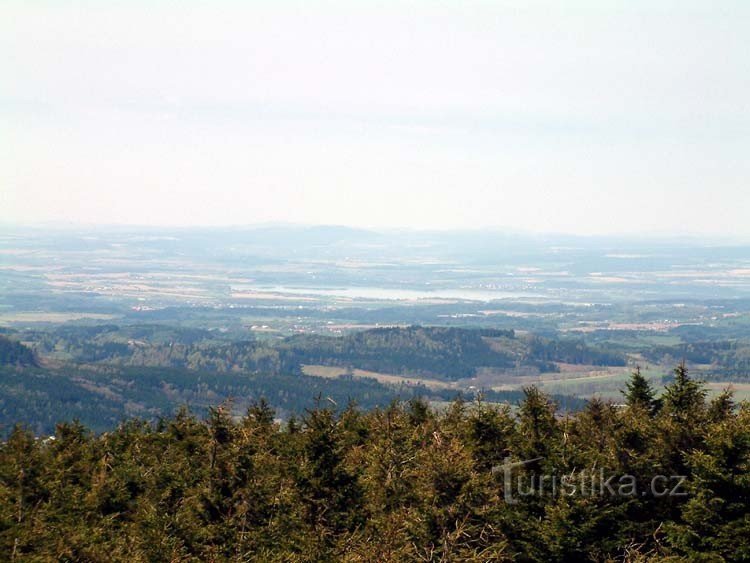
[3,1,749,235]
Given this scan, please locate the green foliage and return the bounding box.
[527,335,627,367]
[23,324,627,380]
[0,369,747,561]
[643,339,750,381]
[0,364,586,436]
[624,366,660,414]
[662,363,707,421]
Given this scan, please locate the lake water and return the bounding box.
[247,285,547,302]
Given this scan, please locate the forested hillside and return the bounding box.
[1,324,623,435]
[2,368,747,561]
[0,364,585,436]
[644,340,750,380]
[23,324,626,380]
[0,336,36,367]
[279,327,518,378]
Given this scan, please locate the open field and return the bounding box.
[0,312,117,325]
[4,227,750,407]
[302,364,455,390]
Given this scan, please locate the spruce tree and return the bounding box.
[516,386,559,466]
[246,398,275,429]
[708,388,735,422]
[661,362,706,420]
[624,366,659,414]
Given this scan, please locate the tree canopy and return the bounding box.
[1,365,748,562]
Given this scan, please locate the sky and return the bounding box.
[2,1,749,236]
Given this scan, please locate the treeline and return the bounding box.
[0,336,36,367]
[643,340,750,380]
[1,367,748,561]
[0,365,587,436]
[279,326,517,378]
[527,335,627,368]
[23,324,627,379]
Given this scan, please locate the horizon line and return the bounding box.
[1,220,749,244]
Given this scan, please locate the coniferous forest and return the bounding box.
[6,0,750,558]
[2,366,748,562]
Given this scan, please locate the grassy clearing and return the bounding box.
[516,364,667,400]
[525,364,750,403]
[301,364,455,390]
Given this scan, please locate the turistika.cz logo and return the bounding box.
[492,457,688,504]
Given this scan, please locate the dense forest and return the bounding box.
[0,364,585,437]
[20,324,626,379]
[2,367,748,561]
[0,336,36,368]
[643,340,750,381]
[1,325,618,435]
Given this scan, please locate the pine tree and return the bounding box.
[1,374,749,561]
[246,397,275,429]
[516,386,558,461]
[623,366,659,414]
[466,396,514,472]
[297,407,363,553]
[708,388,735,422]
[661,362,706,420]
[655,363,709,480]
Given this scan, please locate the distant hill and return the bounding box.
[25,324,626,380]
[0,335,37,367]
[282,326,518,379]
[282,326,625,378]
[0,364,587,435]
